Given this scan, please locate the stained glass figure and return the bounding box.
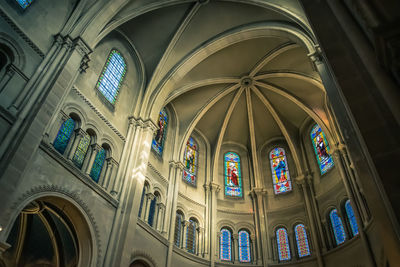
[152,108,168,156]
[174,213,183,246]
[345,200,359,237]
[238,230,251,262]
[224,152,243,197]
[72,133,91,169]
[269,148,292,194]
[311,124,334,174]
[53,118,75,155]
[277,228,291,261]
[16,0,33,9]
[330,209,346,245]
[183,137,198,186]
[147,197,156,227]
[90,147,106,183]
[294,224,311,257]
[96,50,126,104]
[220,229,232,261]
[186,219,197,253]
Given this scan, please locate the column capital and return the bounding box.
[294,174,306,185]
[128,116,158,133]
[60,110,69,122]
[91,143,102,152]
[232,233,239,240]
[157,202,166,209]
[203,183,210,192]
[74,128,86,137]
[250,234,256,241]
[106,157,118,166]
[146,193,155,200]
[307,44,323,63]
[209,182,220,193]
[251,187,267,197]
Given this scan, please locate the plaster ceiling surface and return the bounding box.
[114,0,327,154]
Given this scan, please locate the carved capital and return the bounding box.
[209,182,220,193]
[91,143,102,152]
[233,233,239,240]
[75,128,86,137]
[307,45,323,63]
[252,187,267,196]
[146,193,155,200]
[106,157,118,167]
[294,174,306,185]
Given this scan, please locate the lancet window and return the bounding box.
[224,152,243,197]
[152,108,168,156]
[183,137,198,186]
[269,147,292,194]
[310,124,334,174]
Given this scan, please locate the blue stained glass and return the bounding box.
[277,228,291,261]
[183,137,198,186]
[295,224,310,257]
[90,148,106,183]
[96,50,126,104]
[239,230,251,262]
[16,0,33,9]
[72,133,91,169]
[345,200,359,237]
[224,152,243,197]
[311,124,334,175]
[174,213,183,246]
[186,219,197,253]
[330,209,346,245]
[220,229,231,261]
[138,187,146,217]
[53,118,75,155]
[269,148,292,194]
[152,108,168,156]
[148,197,156,227]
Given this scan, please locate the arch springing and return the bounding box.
[152,108,168,156]
[329,209,346,245]
[183,137,198,186]
[310,124,334,174]
[53,118,75,155]
[220,229,232,261]
[96,49,126,104]
[294,224,310,257]
[238,230,251,262]
[276,228,291,261]
[269,148,292,194]
[345,200,359,237]
[224,152,243,197]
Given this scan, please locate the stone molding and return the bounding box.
[147,162,168,184]
[131,249,158,267]
[72,86,126,142]
[217,208,253,216]
[178,192,206,208]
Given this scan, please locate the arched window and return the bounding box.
[138,183,148,218]
[96,49,126,104]
[53,118,76,155]
[220,228,232,261]
[294,224,311,258]
[310,124,334,175]
[183,137,198,186]
[147,194,157,227]
[72,132,91,169]
[174,212,183,247]
[152,108,168,156]
[186,218,197,254]
[224,152,243,197]
[269,148,292,194]
[16,0,33,9]
[276,228,291,261]
[329,209,346,245]
[345,200,359,237]
[238,230,251,262]
[90,147,106,183]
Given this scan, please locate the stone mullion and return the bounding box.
[250,234,256,263]
[156,203,165,232]
[85,144,101,175]
[103,158,118,192]
[287,229,296,261]
[233,233,239,263]
[203,184,210,258]
[144,193,155,224]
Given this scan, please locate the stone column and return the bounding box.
[252,188,269,265]
[67,128,85,160]
[216,232,222,260]
[85,144,101,176]
[209,182,220,267]
[250,190,263,264]
[295,175,324,267]
[250,234,256,263]
[203,183,210,257]
[144,193,155,224]
[233,233,239,263]
[102,158,118,191]
[156,203,165,232]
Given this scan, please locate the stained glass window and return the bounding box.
[224,152,243,197]
[16,0,33,9]
[147,197,156,227]
[96,50,126,104]
[53,118,75,155]
[174,213,183,246]
[330,209,346,245]
[294,224,310,257]
[186,219,197,253]
[138,186,146,217]
[238,230,251,262]
[269,148,292,194]
[152,108,168,156]
[72,133,91,169]
[183,137,198,186]
[345,200,359,237]
[277,228,291,261]
[90,147,106,183]
[311,124,334,175]
[220,229,232,261]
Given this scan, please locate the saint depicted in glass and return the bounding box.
[224,152,243,197]
[183,137,198,186]
[269,148,292,194]
[345,200,359,237]
[152,108,168,156]
[294,224,311,257]
[277,228,291,261]
[220,229,232,261]
[96,50,126,104]
[311,124,334,174]
[238,230,251,262]
[53,118,75,155]
[330,209,346,245]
